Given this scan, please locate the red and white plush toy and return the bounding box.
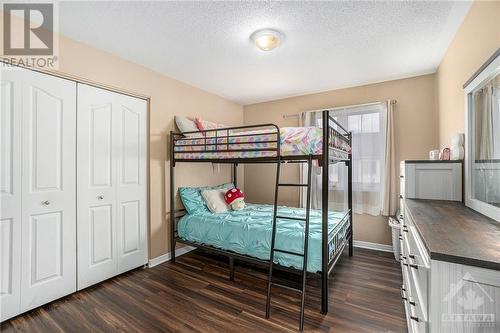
[224,188,246,211]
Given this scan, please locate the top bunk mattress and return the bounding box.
[173,127,350,160]
[177,204,350,273]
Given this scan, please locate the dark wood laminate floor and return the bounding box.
[1,248,406,333]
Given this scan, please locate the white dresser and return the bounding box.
[400,200,500,333]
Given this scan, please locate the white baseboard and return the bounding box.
[148,246,196,268]
[353,240,393,253]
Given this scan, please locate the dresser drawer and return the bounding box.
[401,286,412,332]
[407,260,428,322]
[407,234,429,312]
[408,303,427,333]
[402,272,427,333]
[403,210,430,322]
[400,233,408,259]
[401,254,411,290]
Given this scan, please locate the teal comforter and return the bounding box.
[178,204,349,272]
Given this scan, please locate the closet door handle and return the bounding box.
[97,195,104,200]
[41,200,50,206]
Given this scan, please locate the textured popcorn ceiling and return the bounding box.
[59,1,472,105]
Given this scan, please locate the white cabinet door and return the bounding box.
[77,84,147,289]
[0,68,22,321]
[20,70,77,311]
[115,94,147,274]
[77,84,118,290]
[405,163,462,201]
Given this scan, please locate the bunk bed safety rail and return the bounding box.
[172,123,281,160]
[326,115,351,157]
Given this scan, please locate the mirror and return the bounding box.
[472,73,500,207]
[465,50,500,221]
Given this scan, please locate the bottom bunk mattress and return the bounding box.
[177,204,350,273]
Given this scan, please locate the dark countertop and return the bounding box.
[405,199,500,271]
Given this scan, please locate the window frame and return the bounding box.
[464,51,500,222]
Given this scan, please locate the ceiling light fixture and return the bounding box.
[250,29,283,51]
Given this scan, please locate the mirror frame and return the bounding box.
[464,49,500,222]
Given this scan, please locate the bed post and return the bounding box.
[232,163,238,187]
[321,110,329,314]
[348,132,353,257]
[170,131,176,262]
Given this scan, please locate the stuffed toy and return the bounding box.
[224,188,246,211]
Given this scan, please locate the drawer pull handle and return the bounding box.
[402,262,408,266]
[400,175,404,178]
[400,288,407,301]
[410,316,419,322]
[97,195,104,200]
[401,255,407,260]
[403,228,408,233]
[409,264,418,270]
[399,195,403,199]
[41,200,50,206]
[399,236,403,240]
[409,300,416,306]
[409,254,415,259]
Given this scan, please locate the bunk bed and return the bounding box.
[169,110,353,330]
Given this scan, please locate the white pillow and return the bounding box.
[201,189,229,213]
[175,116,201,138]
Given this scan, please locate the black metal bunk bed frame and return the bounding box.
[169,110,353,319]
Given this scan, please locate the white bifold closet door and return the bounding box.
[0,68,78,316]
[1,68,23,321]
[20,70,77,311]
[77,84,147,290]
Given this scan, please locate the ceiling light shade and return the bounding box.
[250,29,283,51]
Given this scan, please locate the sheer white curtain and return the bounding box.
[301,102,388,216]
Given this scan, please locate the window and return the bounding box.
[317,111,384,192]
[305,103,387,216]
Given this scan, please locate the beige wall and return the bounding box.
[436,1,500,147]
[244,74,437,245]
[1,13,244,259]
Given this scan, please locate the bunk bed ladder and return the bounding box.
[266,154,313,331]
